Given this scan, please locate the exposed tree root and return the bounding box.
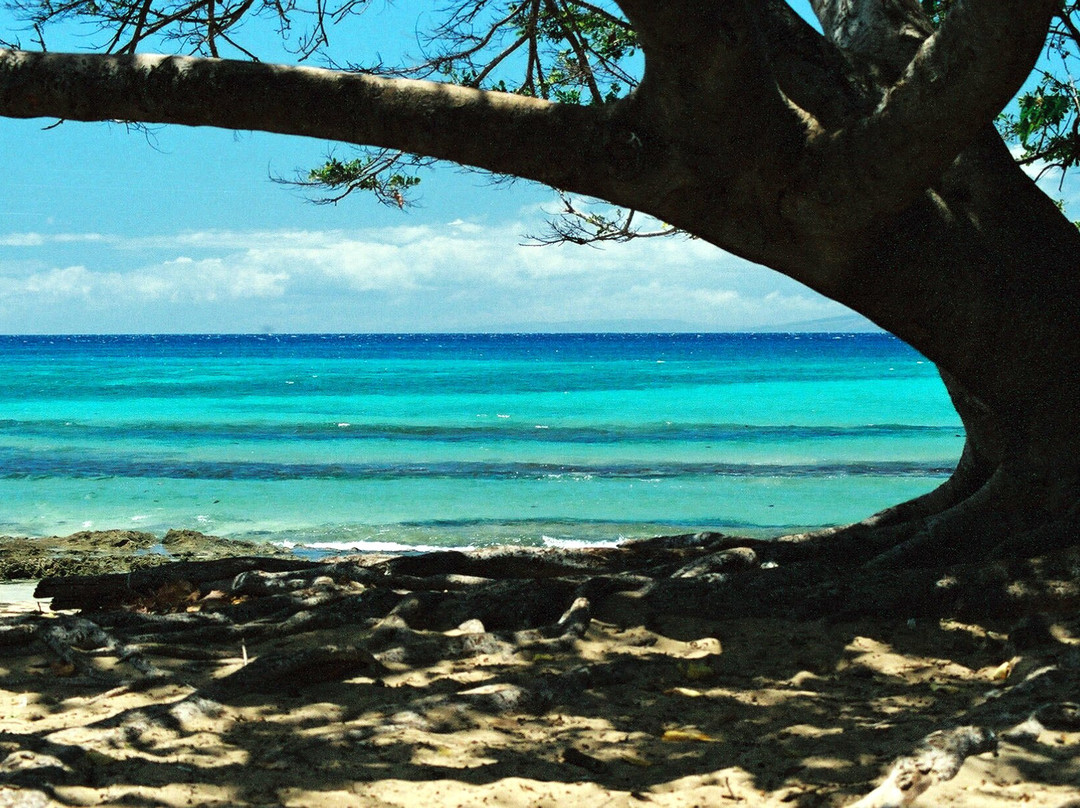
[37,615,169,681]
[760,455,1080,580]
[206,643,386,698]
[33,556,322,611]
[27,527,1080,628]
[848,726,999,807]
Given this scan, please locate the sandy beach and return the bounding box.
[0,583,41,606]
[1,535,1078,808]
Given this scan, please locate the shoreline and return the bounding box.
[0,580,43,605]
[0,526,786,584]
[0,528,303,583]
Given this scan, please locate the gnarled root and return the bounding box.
[848,726,998,807]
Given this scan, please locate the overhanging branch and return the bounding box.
[0,49,626,204]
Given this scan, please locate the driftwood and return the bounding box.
[20,542,1080,702]
[383,548,614,579]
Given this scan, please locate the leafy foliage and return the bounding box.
[917,0,955,28]
[996,3,1080,187]
[414,1,637,104]
[527,192,680,245]
[286,151,426,208]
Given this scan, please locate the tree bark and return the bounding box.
[796,0,1080,561]
[0,50,626,203]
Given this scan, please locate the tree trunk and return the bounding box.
[767,3,1080,566]
[764,133,1080,566]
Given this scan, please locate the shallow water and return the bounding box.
[0,333,963,551]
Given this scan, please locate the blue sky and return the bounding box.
[0,4,1075,334]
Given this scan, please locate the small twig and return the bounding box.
[723,776,738,800]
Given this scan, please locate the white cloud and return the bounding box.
[23,266,97,297]
[1,256,288,306]
[0,233,45,247]
[448,219,485,234]
[0,232,112,247]
[52,233,109,244]
[0,219,863,333]
[147,257,290,301]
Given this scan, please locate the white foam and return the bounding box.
[541,535,623,550]
[300,540,478,554]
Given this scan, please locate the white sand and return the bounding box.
[0,581,47,606]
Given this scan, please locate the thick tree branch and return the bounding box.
[801,0,1058,228]
[610,0,803,185]
[0,48,633,204]
[760,0,880,128]
[811,0,932,77]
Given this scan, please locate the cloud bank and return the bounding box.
[0,219,867,334]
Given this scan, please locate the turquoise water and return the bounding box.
[0,333,963,551]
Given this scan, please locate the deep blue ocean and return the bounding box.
[0,333,963,552]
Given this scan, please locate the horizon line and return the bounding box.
[0,330,896,338]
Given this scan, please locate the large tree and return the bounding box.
[1,0,1077,567]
